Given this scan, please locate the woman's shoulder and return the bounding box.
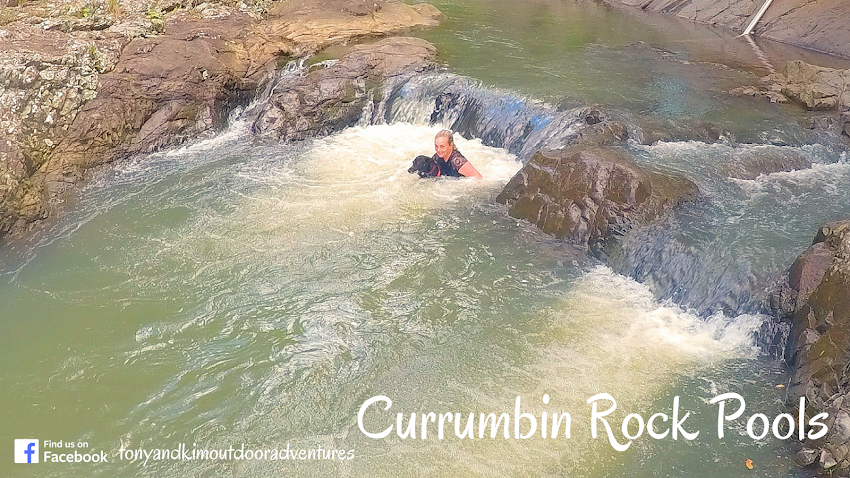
[449,149,468,165]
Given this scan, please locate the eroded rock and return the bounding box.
[735,60,850,117]
[496,147,699,258]
[0,0,442,238]
[770,220,850,473]
[250,37,437,141]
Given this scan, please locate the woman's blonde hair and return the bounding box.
[435,129,455,147]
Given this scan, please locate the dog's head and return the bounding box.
[408,155,441,178]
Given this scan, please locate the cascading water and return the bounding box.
[3,1,849,477]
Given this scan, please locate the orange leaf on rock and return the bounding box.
[745,459,754,469]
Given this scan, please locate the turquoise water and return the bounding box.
[4,1,850,477]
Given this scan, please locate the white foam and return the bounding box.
[232,123,522,237]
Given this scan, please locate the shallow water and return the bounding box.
[3,0,850,477]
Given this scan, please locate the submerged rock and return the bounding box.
[768,220,850,473]
[724,147,812,180]
[635,118,724,145]
[496,146,699,258]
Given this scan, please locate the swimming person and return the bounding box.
[433,130,483,179]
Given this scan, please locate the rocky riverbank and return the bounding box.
[0,0,441,239]
[764,221,850,474]
[601,0,850,60]
[732,60,850,140]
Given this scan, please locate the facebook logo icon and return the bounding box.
[14,440,39,464]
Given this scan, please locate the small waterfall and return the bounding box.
[378,73,599,161]
[237,66,848,339]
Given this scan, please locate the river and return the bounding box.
[2,0,850,476]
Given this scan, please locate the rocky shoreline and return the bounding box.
[1,0,441,237]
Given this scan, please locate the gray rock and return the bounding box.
[821,449,839,470]
[495,147,698,256]
[829,411,850,447]
[795,447,819,466]
[250,37,437,141]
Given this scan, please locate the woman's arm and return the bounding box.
[458,161,483,179]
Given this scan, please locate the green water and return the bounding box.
[4,1,850,477]
[416,0,850,144]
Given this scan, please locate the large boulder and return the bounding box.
[25,14,261,219]
[770,220,850,473]
[0,24,125,234]
[495,147,699,258]
[733,61,850,117]
[768,61,850,112]
[250,37,437,141]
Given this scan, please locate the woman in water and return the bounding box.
[433,130,483,179]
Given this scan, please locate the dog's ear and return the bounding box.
[409,155,434,177]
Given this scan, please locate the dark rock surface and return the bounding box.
[768,220,850,473]
[603,0,850,59]
[496,146,699,258]
[250,37,437,141]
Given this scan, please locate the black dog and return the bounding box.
[408,155,441,178]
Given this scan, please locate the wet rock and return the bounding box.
[250,37,436,141]
[0,23,126,235]
[796,447,819,466]
[564,121,629,148]
[496,147,699,258]
[724,147,812,180]
[35,14,263,210]
[0,0,442,239]
[767,220,850,473]
[582,109,603,125]
[635,118,723,145]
